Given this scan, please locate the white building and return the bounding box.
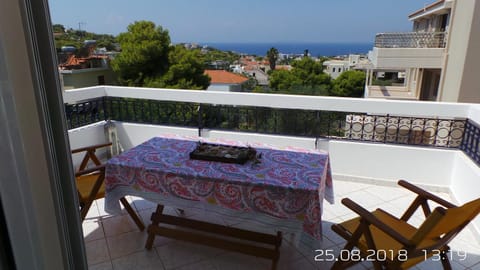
[323,54,364,79]
[366,0,480,102]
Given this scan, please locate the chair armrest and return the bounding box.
[341,198,413,247]
[398,180,456,208]
[71,142,112,154]
[75,164,105,177]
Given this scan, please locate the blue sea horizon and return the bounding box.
[199,42,373,57]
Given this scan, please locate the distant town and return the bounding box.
[56,0,475,103]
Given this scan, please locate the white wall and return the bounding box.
[68,122,108,168]
[370,47,445,69]
[328,141,455,190]
[114,122,199,150]
[61,68,115,90]
[440,0,478,102]
[450,152,480,234]
[203,129,317,149]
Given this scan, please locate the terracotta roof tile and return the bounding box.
[204,70,249,84]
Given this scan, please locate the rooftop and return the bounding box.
[204,70,249,84]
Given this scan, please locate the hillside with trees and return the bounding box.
[52,24,117,51]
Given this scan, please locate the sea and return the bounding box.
[201,42,373,57]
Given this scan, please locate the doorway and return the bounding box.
[420,69,441,101]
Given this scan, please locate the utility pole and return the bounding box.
[78,22,86,38]
[78,22,86,32]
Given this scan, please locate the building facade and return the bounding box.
[365,0,480,102]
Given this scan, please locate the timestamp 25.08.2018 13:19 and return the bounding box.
[314,249,468,262]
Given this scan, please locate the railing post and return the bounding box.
[103,96,109,121]
[197,104,203,137]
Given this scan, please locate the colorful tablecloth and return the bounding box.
[105,135,333,239]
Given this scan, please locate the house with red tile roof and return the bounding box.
[204,70,249,92]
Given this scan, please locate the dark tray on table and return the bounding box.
[189,142,256,164]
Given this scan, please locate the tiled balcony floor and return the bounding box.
[84,180,480,270]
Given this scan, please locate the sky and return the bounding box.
[48,0,432,43]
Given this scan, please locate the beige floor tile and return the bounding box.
[106,231,148,259]
[209,252,270,270]
[102,214,139,237]
[339,189,385,209]
[321,219,347,246]
[332,180,370,196]
[88,261,113,270]
[277,241,305,266]
[83,178,479,270]
[364,185,412,201]
[471,261,480,270]
[83,219,105,242]
[85,238,110,266]
[131,197,158,212]
[279,257,318,270]
[173,259,218,270]
[96,198,128,218]
[111,249,164,270]
[85,201,101,220]
[156,241,224,269]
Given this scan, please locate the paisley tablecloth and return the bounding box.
[105,135,333,239]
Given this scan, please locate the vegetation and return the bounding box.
[144,45,210,89]
[201,48,240,69]
[331,70,366,97]
[111,21,171,86]
[111,21,210,89]
[268,57,331,95]
[266,47,279,71]
[52,24,117,51]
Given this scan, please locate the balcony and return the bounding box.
[375,32,446,49]
[65,86,480,269]
[368,32,446,69]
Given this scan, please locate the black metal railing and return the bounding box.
[200,105,347,138]
[375,32,446,48]
[65,98,107,129]
[460,120,480,164]
[65,97,468,150]
[104,97,200,128]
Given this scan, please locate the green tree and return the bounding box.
[268,57,331,95]
[111,21,170,86]
[266,47,279,71]
[52,24,65,33]
[145,45,210,89]
[331,70,366,97]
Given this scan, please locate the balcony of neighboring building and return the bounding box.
[368,32,446,70]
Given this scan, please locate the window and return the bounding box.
[372,70,406,86]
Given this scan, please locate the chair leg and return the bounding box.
[440,254,452,270]
[80,201,93,221]
[119,197,145,231]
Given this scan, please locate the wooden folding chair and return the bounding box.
[331,180,480,270]
[73,143,145,231]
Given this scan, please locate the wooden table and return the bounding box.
[105,135,333,269]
